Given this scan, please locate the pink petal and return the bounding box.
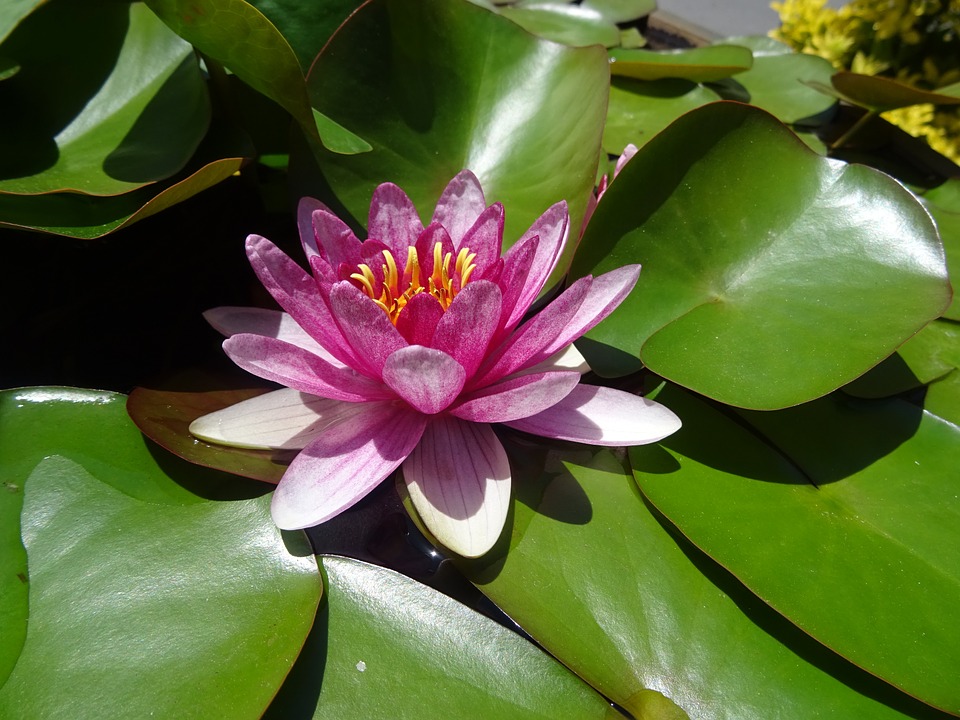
[450,371,580,423]
[223,334,391,403]
[402,416,511,558]
[431,280,502,379]
[297,197,329,261]
[518,264,641,371]
[368,182,424,260]
[328,281,408,378]
[415,223,455,281]
[431,170,487,247]
[472,276,592,388]
[190,388,366,450]
[504,385,682,446]
[491,234,537,347]
[381,345,466,414]
[271,403,427,529]
[460,202,504,279]
[313,208,362,270]
[202,307,344,366]
[246,235,360,368]
[503,201,569,331]
[614,143,638,176]
[395,291,444,346]
[519,344,590,376]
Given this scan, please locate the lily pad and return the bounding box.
[460,442,950,719]
[634,385,960,715]
[609,45,753,82]
[603,77,722,153]
[307,0,608,267]
[580,0,655,24]
[0,1,210,196]
[719,36,837,123]
[921,180,960,320]
[266,556,613,719]
[574,101,950,409]
[499,3,621,47]
[0,387,321,718]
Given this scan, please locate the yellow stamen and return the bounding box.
[348,240,478,324]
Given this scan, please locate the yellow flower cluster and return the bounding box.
[771,0,960,163]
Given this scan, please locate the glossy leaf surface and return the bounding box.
[0,388,321,718]
[461,443,949,719]
[831,71,960,111]
[0,2,209,196]
[308,0,608,261]
[267,556,613,719]
[580,0,655,23]
[609,45,753,82]
[634,385,960,714]
[603,78,721,153]
[574,102,950,408]
[721,36,836,123]
[922,180,960,320]
[499,3,621,47]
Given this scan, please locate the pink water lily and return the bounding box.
[191,171,680,557]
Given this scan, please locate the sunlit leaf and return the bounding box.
[635,385,960,715]
[499,3,621,47]
[609,45,753,82]
[0,388,320,717]
[574,102,950,409]
[266,556,613,719]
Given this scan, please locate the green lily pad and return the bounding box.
[127,386,288,484]
[603,77,722,153]
[634,385,960,715]
[499,3,621,47]
[460,442,950,719]
[719,36,837,123]
[609,45,753,82]
[0,0,43,44]
[924,369,960,425]
[0,118,252,238]
[921,181,960,320]
[574,102,950,409]
[307,0,608,267]
[823,72,960,112]
[0,2,210,196]
[246,0,361,71]
[603,77,720,155]
[144,0,369,155]
[580,0,655,24]
[0,387,321,717]
[266,556,612,719]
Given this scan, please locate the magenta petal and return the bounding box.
[504,201,569,330]
[460,202,504,278]
[313,208,362,270]
[271,403,427,529]
[519,264,641,370]
[431,280,502,379]
[415,223,455,280]
[202,307,343,365]
[297,197,329,261]
[395,292,444,346]
[328,282,408,377]
[473,276,592,387]
[491,234,538,346]
[382,345,466,414]
[402,416,510,557]
[246,235,359,367]
[450,371,580,423]
[431,170,486,247]
[368,182,424,259]
[223,334,391,402]
[504,385,682,446]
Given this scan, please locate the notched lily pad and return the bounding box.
[812,71,960,112]
[574,101,950,409]
[609,45,753,83]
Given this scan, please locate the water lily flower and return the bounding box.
[191,172,681,557]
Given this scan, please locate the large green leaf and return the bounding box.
[573,101,950,409]
[307,0,608,265]
[246,0,361,71]
[633,385,960,715]
[829,72,960,112]
[580,0,655,24]
[144,0,368,154]
[0,387,321,718]
[0,1,209,196]
[719,36,836,123]
[922,180,960,320]
[603,77,721,154]
[608,45,753,82]
[460,442,948,719]
[0,0,41,43]
[498,3,621,48]
[267,556,613,719]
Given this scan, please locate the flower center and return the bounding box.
[350,242,477,324]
